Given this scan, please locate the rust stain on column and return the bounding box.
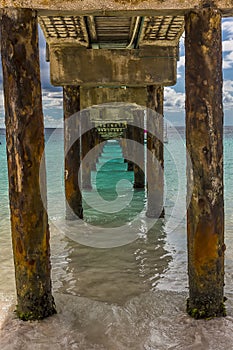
[185,7,225,318]
[146,86,164,218]
[64,86,83,219]
[1,9,56,320]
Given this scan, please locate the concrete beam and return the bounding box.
[80,87,147,109]
[50,46,177,87]
[0,1,232,16]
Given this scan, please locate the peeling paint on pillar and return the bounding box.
[185,7,225,318]
[64,86,83,219]
[1,9,56,320]
[146,86,164,218]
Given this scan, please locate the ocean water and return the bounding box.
[1,126,233,349]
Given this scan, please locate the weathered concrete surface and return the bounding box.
[64,86,83,220]
[185,7,225,318]
[50,46,177,86]
[133,110,145,189]
[0,1,233,16]
[1,8,56,320]
[39,15,184,50]
[125,124,134,171]
[81,111,93,190]
[146,86,164,218]
[80,87,147,109]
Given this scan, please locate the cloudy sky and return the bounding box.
[0,18,233,128]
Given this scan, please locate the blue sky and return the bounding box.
[0,18,233,128]
[165,18,233,126]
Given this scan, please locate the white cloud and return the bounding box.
[177,55,185,70]
[177,55,185,79]
[42,89,63,109]
[224,80,233,92]
[44,115,63,128]
[223,50,233,69]
[223,80,233,109]
[164,87,185,111]
[0,89,4,111]
[222,20,233,38]
[164,81,233,113]
[223,40,233,52]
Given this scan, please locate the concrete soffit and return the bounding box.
[39,14,184,49]
[37,13,184,87]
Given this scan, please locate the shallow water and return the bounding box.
[2,291,233,350]
[1,127,233,349]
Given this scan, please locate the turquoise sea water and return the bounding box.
[1,126,233,349]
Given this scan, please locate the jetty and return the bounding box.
[0,0,229,320]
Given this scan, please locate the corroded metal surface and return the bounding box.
[1,8,56,320]
[64,86,83,219]
[185,7,225,319]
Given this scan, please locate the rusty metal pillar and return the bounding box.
[81,110,92,190]
[185,7,225,318]
[64,86,83,220]
[1,9,56,320]
[132,109,145,189]
[146,86,164,218]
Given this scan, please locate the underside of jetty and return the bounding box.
[0,0,230,320]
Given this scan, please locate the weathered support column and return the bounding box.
[146,86,164,218]
[90,125,99,171]
[185,7,225,318]
[126,124,134,171]
[81,110,92,190]
[64,86,83,219]
[132,109,145,189]
[120,128,128,162]
[1,9,56,320]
